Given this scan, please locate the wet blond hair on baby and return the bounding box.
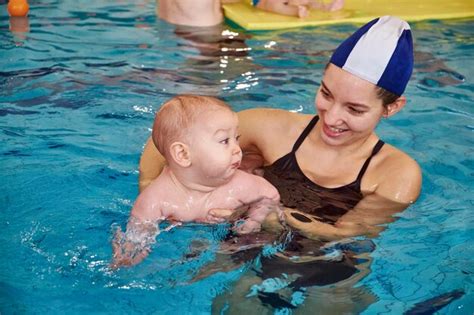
[152,95,232,159]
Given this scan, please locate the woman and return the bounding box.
[139,15,422,311]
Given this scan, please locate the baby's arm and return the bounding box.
[234,172,281,234]
[111,184,164,268]
[110,217,159,268]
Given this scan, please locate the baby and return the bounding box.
[253,0,344,18]
[112,95,280,267]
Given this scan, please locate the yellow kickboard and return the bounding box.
[223,0,474,30]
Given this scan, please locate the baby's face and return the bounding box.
[187,108,242,185]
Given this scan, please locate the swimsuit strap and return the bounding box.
[355,139,385,184]
[292,115,319,153]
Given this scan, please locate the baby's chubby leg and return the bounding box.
[309,0,344,11]
[257,0,309,18]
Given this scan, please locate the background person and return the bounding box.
[157,0,240,27]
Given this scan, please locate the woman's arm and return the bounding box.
[139,138,166,192]
[285,152,422,241]
[283,197,406,241]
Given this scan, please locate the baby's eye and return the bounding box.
[236,135,241,142]
[220,138,230,145]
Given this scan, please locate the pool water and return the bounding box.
[1,1,473,314]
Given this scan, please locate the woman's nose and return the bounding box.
[324,103,344,125]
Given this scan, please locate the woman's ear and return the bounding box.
[383,96,407,118]
[169,142,191,167]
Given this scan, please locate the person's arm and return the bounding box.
[237,108,300,168]
[139,137,166,192]
[233,172,281,234]
[111,185,165,268]
[284,153,422,241]
[110,217,159,268]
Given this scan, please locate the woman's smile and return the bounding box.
[322,122,348,138]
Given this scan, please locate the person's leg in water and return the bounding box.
[212,235,377,313]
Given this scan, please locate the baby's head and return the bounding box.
[152,94,232,159]
[153,95,242,184]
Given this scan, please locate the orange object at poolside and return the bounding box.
[8,0,30,17]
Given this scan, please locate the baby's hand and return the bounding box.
[206,208,233,223]
[233,219,262,234]
[110,222,155,269]
[110,227,149,268]
[206,205,249,223]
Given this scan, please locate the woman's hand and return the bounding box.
[206,204,250,223]
[206,208,234,223]
[282,207,385,241]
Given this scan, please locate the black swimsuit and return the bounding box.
[263,115,385,224]
[224,115,385,305]
[254,115,384,293]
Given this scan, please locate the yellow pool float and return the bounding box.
[223,0,474,30]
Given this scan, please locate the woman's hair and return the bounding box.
[324,63,401,108]
[375,86,400,107]
[152,95,231,158]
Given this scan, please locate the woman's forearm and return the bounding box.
[139,137,166,192]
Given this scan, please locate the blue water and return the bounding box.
[1,1,473,314]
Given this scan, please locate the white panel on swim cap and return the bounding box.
[342,16,411,85]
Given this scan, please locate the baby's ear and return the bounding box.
[169,142,191,167]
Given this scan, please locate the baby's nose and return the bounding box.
[233,143,242,155]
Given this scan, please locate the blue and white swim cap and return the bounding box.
[330,16,413,96]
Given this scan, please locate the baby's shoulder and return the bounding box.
[225,170,278,200]
[228,169,263,185]
[131,172,178,219]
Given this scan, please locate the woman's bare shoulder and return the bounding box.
[238,108,312,139]
[238,108,310,123]
[237,108,313,160]
[372,143,422,204]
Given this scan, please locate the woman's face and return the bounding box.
[315,64,386,146]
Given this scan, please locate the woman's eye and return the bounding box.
[349,107,365,115]
[321,89,330,98]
